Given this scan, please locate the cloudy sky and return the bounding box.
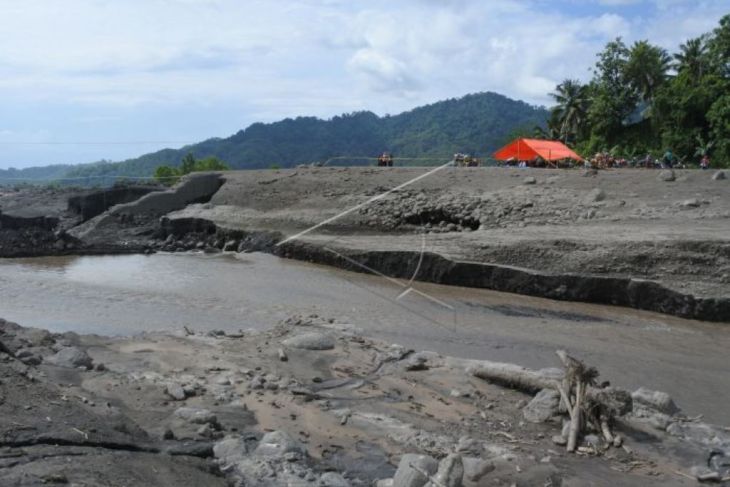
[1,0,727,169]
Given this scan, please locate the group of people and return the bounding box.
[587,150,712,170]
[376,152,394,167]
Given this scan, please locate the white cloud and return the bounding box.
[0,0,727,167]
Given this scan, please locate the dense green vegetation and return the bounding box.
[153,153,229,185]
[1,92,548,185]
[545,15,730,167]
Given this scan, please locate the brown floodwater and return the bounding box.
[1,252,728,423]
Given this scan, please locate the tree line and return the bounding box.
[153,153,229,185]
[543,15,730,167]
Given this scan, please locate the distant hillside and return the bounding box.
[1,92,547,185]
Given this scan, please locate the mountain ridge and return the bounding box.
[1,92,548,184]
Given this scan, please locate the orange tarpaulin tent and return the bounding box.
[493,138,583,162]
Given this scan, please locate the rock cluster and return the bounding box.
[0,318,94,370]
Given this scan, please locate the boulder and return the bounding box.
[281,332,335,351]
[632,387,679,415]
[712,171,726,181]
[523,389,561,423]
[680,198,701,208]
[319,472,350,487]
[165,382,187,401]
[213,435,252,466]
[584,188,606,203]
[523,176,537,185]
[254,430,306,459]
[393,454,439,487]
[455,436,482,455]
[427,454,463,487]
[174,407,218,425]
[658,170,676,182]
[45,346,93,369]
[462,457,494,484]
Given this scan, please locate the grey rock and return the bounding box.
[523,389,561,423]
[462,457,495,483]
[523,176,537,185]
[197,423,220,439]
[584,188,606,203]
[254,430,306,458]
[680,198,701,208]
[174,407,218,425]
[455,436,482,455]
[658,169,676,182]
[404,354,429,371]
[712,171,726,181]
[16,350,43,366]
[393,454,438,487]
[165,382,187,401]
[551,435,567,446]
[646,412,672,431]
[319,472,350,487]
[632,387,679,415]
[427,454,463,487]
[376,480,394,487]
[583,434,602,448]
[666,421,730,448]
[214,435,252,465]
[46,346,93,369]
[249,375,265,390]
[282,332,335,351]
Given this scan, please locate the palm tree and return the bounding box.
[626,40,671,101]
[674,36,708,79]
[550,79,590,144]
[532,122,560,140]
[694,134,714,157]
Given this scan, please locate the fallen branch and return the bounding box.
[72,427,89,440]
[672,469,695,481]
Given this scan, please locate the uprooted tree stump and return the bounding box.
[468,352,632,454]
[554,350,629,453]
[555,350,597,452]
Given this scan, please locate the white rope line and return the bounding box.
[276,160,454,246]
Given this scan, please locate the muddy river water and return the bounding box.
[1,252,729,423]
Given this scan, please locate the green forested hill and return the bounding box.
[1,92,547,184]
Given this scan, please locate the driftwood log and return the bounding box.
[467,360,631,412]
[468,354,632,453]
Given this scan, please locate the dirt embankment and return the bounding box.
[2,316,729,486]
[159,167,730,321]
[2,167,729,320]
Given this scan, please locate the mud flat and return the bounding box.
[2,315,729,486]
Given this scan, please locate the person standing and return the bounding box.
[643,153,653,168]
[700,154,710,170]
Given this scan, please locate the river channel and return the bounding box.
[1,252,728,423]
